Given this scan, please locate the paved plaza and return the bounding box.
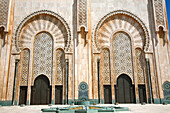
[0,104,170,113]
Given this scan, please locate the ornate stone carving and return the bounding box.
[0,0,9,31]
[32,32,53,84]
[93,10,150,51]
[14,10,71,52]
[135,48,145,84]
[153,0,166,31]
[77,0,87,31]
[56,49,65,85]
[101,48,111,85]
[112,32,133,82]
[20,49,30,86]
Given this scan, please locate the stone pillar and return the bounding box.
[65,59,69,104]
[146,58,153,103]
[12,59,19,105]
[97,59,101,104]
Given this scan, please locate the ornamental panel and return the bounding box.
[79,82,88,101]
[0,0,9,30]
[20,49,30,86]
[56,49,65,85]
[135,49,145,84]
[153,0,166,31]
[163,81,170,101]
[33,32,53,83]
[112,32,133,81]
[78,0,87,30]
[101,49,111,85]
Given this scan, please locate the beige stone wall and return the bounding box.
[0,0,170,104]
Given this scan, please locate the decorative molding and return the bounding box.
[93,10,150,51]
[14,10,71,52]
[77,0,88,31]
[0,0,9,31]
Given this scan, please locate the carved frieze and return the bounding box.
[77,0,88,31]
[153,0,166,31]
[0,0,10,31]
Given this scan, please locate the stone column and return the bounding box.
[12,59,19,105]
[65,59,69,104]
[146,58,153,103]
[97,59,101,104]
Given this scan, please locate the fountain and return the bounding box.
[41,101,129,113]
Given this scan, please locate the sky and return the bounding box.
[166,0,170,37]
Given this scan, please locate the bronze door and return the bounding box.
[116,74,135,103]
[138,85,147,103]
[31,75,51,105]
[55,86,63,104]
[19,86,27,105]
[104,85,112,104]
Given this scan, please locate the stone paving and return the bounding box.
[0,104,170,113]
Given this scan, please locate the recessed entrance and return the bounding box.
[115,74,135,103]
[31,75,51,105]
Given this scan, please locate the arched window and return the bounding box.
[33,32,53,82]
[135,48,145,84]
[20,49,30,86]
[56,49,65,85]
[101,48,111,85]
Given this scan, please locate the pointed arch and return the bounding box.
[93,10,150,52]
[15,10,71,52]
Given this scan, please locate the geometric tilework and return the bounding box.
[135,48,145,84]
[163,81,170,101]
[154,0,165,30]
[79,82,88,101]
[101,48,111,85]
[20,49,30,86]
[0,0,9,29]
[56,49,65,85]
[112,32,133,80]
[33,32,53,82]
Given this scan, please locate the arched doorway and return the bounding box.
[115,74,135,103]
[31,75,51,105]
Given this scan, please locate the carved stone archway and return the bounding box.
[93,10,150,52]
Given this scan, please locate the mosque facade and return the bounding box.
[0,0,170,105]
